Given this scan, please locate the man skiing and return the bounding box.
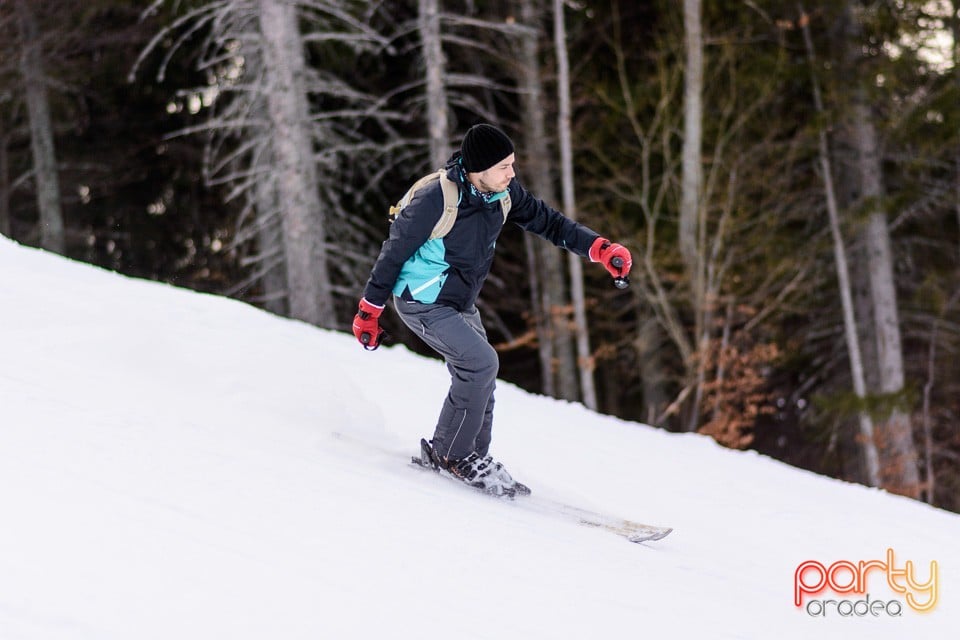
[352,123,632,496]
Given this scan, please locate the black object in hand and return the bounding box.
[610,257,630,289]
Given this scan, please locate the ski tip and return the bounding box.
[627,527,673,543]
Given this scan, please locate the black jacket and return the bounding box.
[362,155,600,312]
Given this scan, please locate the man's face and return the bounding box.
[469,153,516,194]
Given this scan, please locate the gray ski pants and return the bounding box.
[393,296,497,462]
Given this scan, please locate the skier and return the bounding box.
[352,123,632,495]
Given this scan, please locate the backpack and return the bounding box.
[388,169,511,240]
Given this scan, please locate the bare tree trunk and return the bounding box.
[518,0,578,401]
[954,0,960,260]
[244,45,287,317]
[679,0,703,280]
[680,0,704,430]
[637,317,668,425]
[521,234,554,395]
[258,0,335,327]
[419,0,450,168]
[842,2,920,497]
[921,319,938,504]
[519,0,555,400]
[554,0,597,410]
[16,0,65,254]
[851,103,920,495]
[799,6,881,488]
[0,127,10,238]
[254,155,288,316]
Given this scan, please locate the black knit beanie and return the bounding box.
[460,124,515,173]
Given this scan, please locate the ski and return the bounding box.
[522,497,673,544]
[331,431,673,545]
[410,450,672,544]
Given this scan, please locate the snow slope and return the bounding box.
[1,235,957,639]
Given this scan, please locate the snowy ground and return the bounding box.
[1,234,957,639]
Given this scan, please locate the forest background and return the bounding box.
[2,0,959,512]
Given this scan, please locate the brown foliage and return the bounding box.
[698,334,779,449]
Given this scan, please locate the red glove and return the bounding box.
[589,237,632,279]
[352,298,385,350]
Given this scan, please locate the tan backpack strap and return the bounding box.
[391,172,441,219]
[389,169,462,240]
[499,191,511,223]
[428,171,461,239]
